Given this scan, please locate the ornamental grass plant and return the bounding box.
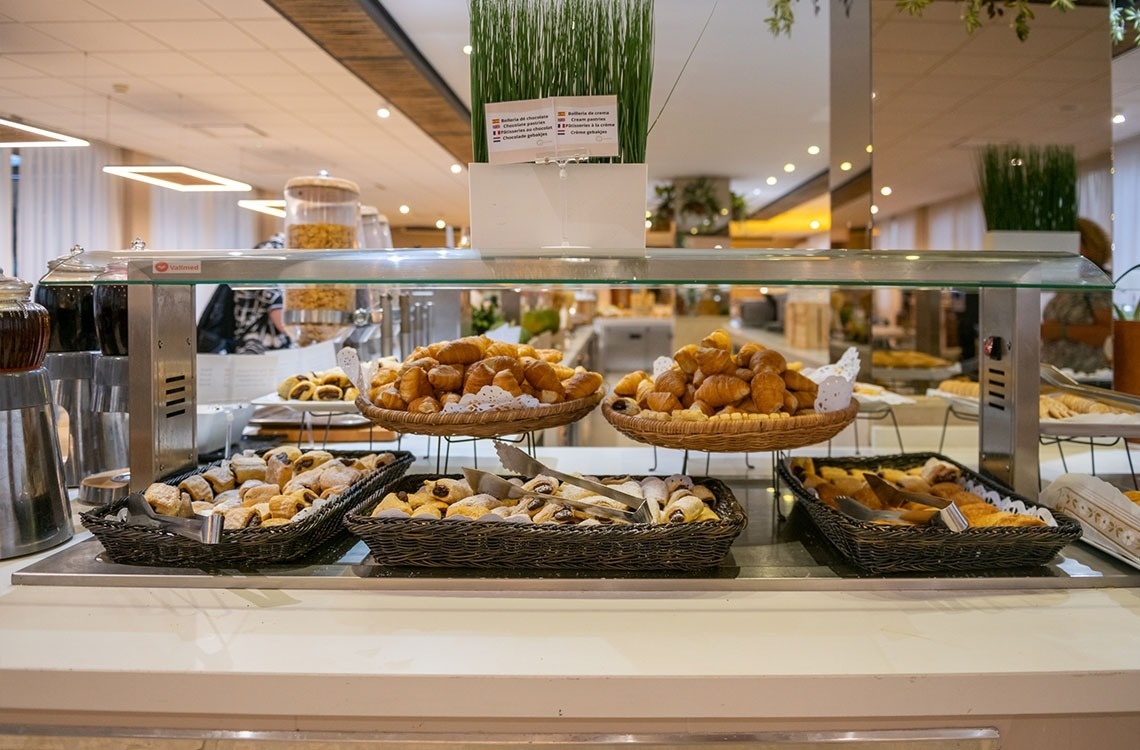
[976,143,1078,232]
[469,0,654,164]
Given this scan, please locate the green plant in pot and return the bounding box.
[976,143,1078,235]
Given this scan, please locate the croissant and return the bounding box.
[673,344,700,375]
[398,366,433,402]
[441,391,462,406]
[551,363,577,380]
[782,391,799,414]
[427,364,464,393]
[482,355,525,381]
[749,348,787,374]
[370,367,398,389]
[463,361,497,394]
[695,346,734,375]
[523,358,563,392]
[694,374,751,407]
[399,356,439,376]
[407,395,443,414]
[535,348,563,363]
[700,328,732,351]
[492,369,524,397]
[435,337,485,365]
[646,391,682,413]
[654,368,688,398]
[483,341,519,358]
[782,369,817,394]
[690,399,715,417]
[681,383,697,408]
[735,342,763,367]
[563,370,604,400]
[635,378,656,405]
[517,344,538,359]
[613,370,647,396]
[377,387,407,411]
[751,370,786,413]
[791,390,815,410]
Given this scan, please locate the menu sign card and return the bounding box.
[485,95,619,165]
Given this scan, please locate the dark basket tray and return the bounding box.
[343,474,748,571]
[778,452,1083,574]
[80,450,414,568]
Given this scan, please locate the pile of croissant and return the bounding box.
[366,335,604,414]
[277,367,359,402]
[788,456,1047,528]
[141,449,395,531]
[608,328,819,423]
[371,473,720,525]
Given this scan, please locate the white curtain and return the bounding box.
[1078,159,1113,258]
[874,212,918,251]
[15,141,124,281]
[1113,134,1140,290]
[0,149,11,276]
[927,193,985,251]
[147,189,257,252]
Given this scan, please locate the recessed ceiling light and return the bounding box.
[0,117,89,148]
[807,145,820,155]
[766,176,777,186]
[783,163,795,173]
[809,220,820,230]
[435,219,446,229]
[880,186,892,196]
[377,107,391,119]
[238,199,286,218]
[865,144,874,153]
[751,188,761,196]
[645,219,652,228]
[719,207,729,216]
[840,161,853,171]
[870,204,879,215]
[450,163,463,174]
[103,165,251,192]
[1113,113,1126,124]
[398,204,410,214]
[462,44,473,55]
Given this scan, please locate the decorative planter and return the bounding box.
[469,162,648,253]
[982,231,1080,254]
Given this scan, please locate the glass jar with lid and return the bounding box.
[359,205,393,250]
[92,238,145,357]
[0,269,51,373]
[282,174,360,345]
[34,244,100,353]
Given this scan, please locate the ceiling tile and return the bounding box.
[92,51,213,76]
[199,0,281,21]
[234,19,313,51]
[185,50,291,76]
[0,22,75,53]
[131,20,261,51]
[94,0,220,21]
[29,21,167,51]
[2,51,127,78]
[1,0,113,23]
[237,73,326,95]
[152,75,250,97]
[0,56,43,78]
[278,47,351,78]
[0,76,88,97]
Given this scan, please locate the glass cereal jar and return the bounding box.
[0,270,51,373]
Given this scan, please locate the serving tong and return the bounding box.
[117,492,223,544]
[831,474,969,532]
[1040,363,1140,412]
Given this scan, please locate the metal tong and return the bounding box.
[493,441,651,516]
[1040,363,1140,412]
[461,467,649,523]
[838,474,969,532]
[117,492,224,544]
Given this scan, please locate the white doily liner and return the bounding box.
[652,355,674,380]
[1040,473,1140,557]
[805,346,859,414]
[441,385,541,413]
[960,477,1059,527]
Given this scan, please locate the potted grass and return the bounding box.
[976,143,1080,253]
[467,0,653,250]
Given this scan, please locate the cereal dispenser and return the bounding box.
[0,268,73,558]
[282,173,359,345]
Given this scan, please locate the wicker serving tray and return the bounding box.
[343,473,747,571]
[354,388,604,438]
[602,398,858,452]
[779,452,1083,574]
[80,450,414,568]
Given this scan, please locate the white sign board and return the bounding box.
[485,95,619,165]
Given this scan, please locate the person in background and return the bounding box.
[1040,218,1113,374]
[196,234,292,354]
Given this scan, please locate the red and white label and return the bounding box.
[152,260,201,274]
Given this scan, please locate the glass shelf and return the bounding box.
[38,246,1113,290]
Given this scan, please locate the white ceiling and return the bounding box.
[0,0,1136,235]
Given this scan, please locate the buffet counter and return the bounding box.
[3,446,1140,749]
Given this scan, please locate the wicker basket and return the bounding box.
[354,389,604,438]
[602,398,858,452]
[343,474,747,571]
[779,452,1083,574]
[80,450,414,568]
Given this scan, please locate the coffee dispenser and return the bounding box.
[0,269,73,559]
[34,245,101,487]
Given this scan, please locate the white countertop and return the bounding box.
[3,444,1140,731]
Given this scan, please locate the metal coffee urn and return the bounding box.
[34,245,100,487]
[0,268,73,559]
